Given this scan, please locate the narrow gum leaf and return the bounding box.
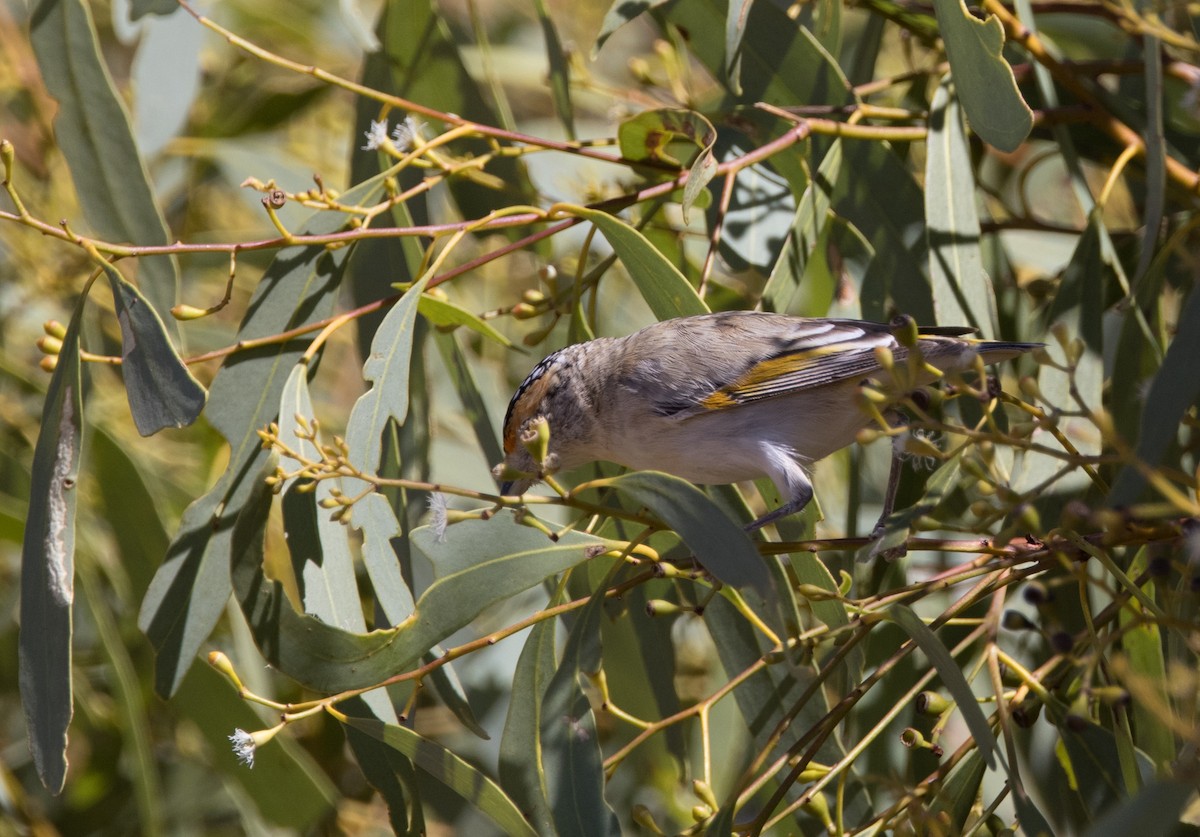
[19,291,87,793]
[102,264,206,436]
[928,0,1033,151]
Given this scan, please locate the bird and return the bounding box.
[497,311,1039,532]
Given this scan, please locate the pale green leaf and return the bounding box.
[418,294,515,348]
[235,512,605,692]
[346,275,430,475]
[558,205,708,319]
[19,288,86,794]
[140,173,388,697]
[924,77,994,331]
[102,263,206,436]
[929,0,1033,151]
[30,0,179,322]
[500,616,559,835]
[605,472,771,598]
[340,714,537,837]
[539,585,622,835]
[279,365,364,632]
[888,603,996,767]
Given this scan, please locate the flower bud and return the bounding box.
[43,320,67,339]
[512,302,539,320]
[645,599,682,617]
[36,335,62,355]
[692,779,719,811]
[171,304,209,321]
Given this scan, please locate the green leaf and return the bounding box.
[1117,551,1175,769]
[1081,780,1194,837]
[725,0,754,92]
[346,276,429,475]
[539,584,622,835]
[556,205,708,319]
[887,603,996,768]
[19,289,86,794]
[762,139,842,315]
[432,330,505,472]
[140,173,388,698]
[929,750,987,832]
[924,78,994,331]
[90,428,168,597]
[531,0,575,138]
[661,0,855,107]
[341,697,415,833]
[500,614,559,835]
[1111,283,1200,505]
[340,714,538,837]
[353,493,415,626]
[101,263,206,436]
[418,294,515,348]
[928,0,1033,152]
[30,0,179,323]
[833,140,933,322]
[78,562,163,833]
[593,0,673,54]
[278,364,364,632]
[605,472,772,598]
[236,512,606,693]
[617,109,717,222]
[1054,715,1156,826]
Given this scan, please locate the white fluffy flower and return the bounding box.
[228,728,256,768]
[361,118,390,151]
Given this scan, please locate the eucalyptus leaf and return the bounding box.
[928,0,1033,151]
[762,139,842,314]
[500,615,559,835]
[593,0,673,53]
[418,294,515,348]
[346,275,430,476]
[340,714,537,837]
[353,493,415,626]
[30,0,179,322]
[930,749,987,832]
[140,173,388,698]
[19,289,86,794]
[924,78,993,331]
[278,364,363,632]
[888,603,996,767]
[102,263,206,436]
[1110,283,1200,505]
[661,0,855,107]
[539,584,622,836]
[557,205,707,319]
[235,512,606,693]
[605,472,772,598]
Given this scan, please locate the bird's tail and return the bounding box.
[977,340,1044,364]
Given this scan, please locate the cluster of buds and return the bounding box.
[35,320,66,372]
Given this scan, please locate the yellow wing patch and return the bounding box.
[699,345,850,411]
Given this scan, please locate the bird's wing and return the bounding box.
[660,318,976,419]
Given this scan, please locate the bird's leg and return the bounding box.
[870,439,905,539]
[745,471,814,533]
[868,410,909,562]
